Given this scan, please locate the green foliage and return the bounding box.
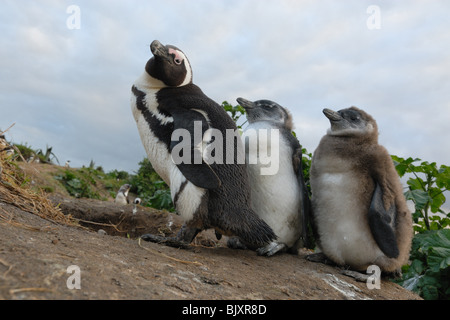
[148,181,173,210]
[107,169,130,180]
[13,143,36,161]
[129,158,174,211]
[54,162,126,200]
[301,147,312,194]
[392,156,450,300]
[12,143,59,164]
[36,145,59,164]
[222,101,246,127]
[396,229,450,300]
[55,169,101,199]
[392,156,450,232]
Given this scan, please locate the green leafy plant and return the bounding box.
[55,170,100,199]
[222,101,246,127]
[148,181,173,210]
[36,145,59,164]
[397,229,450,300]
[12,143,36,161]
[129,158,174,211]
[392,156,450,300]
[392,156,450,232]
[12,143,59,164]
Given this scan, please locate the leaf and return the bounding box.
[419,229,450,273]
[407,177,425,191]
[392,156,420,177]
[67,178,81,189]
[416,161,438,177]
[417,229,450,249]
[436,165,450,190]
[404,189,431,210]
[422,284,439,300]
[427,247,450,272]
[429,188,446,213]
[401,273,423,292]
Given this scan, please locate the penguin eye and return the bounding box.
[174,58,183,65]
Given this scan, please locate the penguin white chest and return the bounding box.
[311,156,383,267]
[243,123,302,246]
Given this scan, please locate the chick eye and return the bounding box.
[174,58,182,65]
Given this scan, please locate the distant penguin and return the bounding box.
[130,40,275,248]
[65,160,71,168]
[133,197,141,215]
[115,184,131,205]
[309,106,413,273]
[235,97,310,256]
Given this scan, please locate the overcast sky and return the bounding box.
[1,0,449,175]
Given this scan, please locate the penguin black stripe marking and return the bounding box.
[131,40,276,249]
[131,85,173,149]
[173,179,188,210]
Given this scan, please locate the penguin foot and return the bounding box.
[306,252,335,265]
[340,269,370,283]
[384,269,403,279]
[256,241,286,257]
[226,237,247,250]
[140,233,190,249]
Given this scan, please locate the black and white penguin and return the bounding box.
[309,106,413,273]
[234,98,310,256]
[115,184,131,205]
[130,40,276,248]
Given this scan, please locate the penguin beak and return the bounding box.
[150,40,171,62]
[237,97,255,110]
[323,108,342,121]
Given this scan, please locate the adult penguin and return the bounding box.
[309,106,413,273]
[130,40,275,249]
[233,97,310,256]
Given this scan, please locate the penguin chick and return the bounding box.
[115,184,131,205]
[309,106,413,273]
[130,40,276,249]
[235,98,310,256]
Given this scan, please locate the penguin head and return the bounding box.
[145,40,193,87]
[323,106,378,138]
[237,97,293,130]
[118,184,131,195]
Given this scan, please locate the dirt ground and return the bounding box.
[0,164,421,301]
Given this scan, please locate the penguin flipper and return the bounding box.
[169,109,221,189]
[175,161,221,189]
[368,182,399,258]
[141,223,201,249]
